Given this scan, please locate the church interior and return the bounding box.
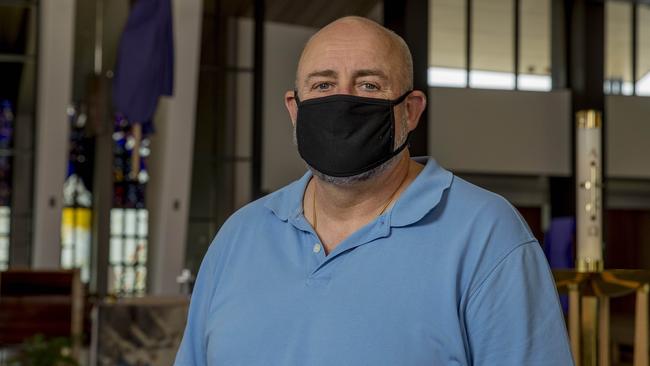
[1,0,650,364]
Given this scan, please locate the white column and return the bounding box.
[148,0,203,295]
[32,0,76,268]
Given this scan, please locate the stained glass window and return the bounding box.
[0,0,38,268]
[61,104,93,281]
[110,115,151,296]
[110,207,148,295]
[0,100,13,270]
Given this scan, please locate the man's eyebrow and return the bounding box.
[352,69,389,80]
[302,69,389,85]
[304,69,338,83]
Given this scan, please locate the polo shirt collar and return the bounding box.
[264,170,312,223]
[264,156,453,228]
[389,157,453,227]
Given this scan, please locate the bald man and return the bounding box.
[175,17,573,366]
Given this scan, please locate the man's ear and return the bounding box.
[284,90,298,127]
[404,90,427,132]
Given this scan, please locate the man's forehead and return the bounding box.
[298,37,395,79]
[301,26,391,60]
[303,68,389,82]
[294,17,412,90]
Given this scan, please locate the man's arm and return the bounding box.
[465,241,574,365]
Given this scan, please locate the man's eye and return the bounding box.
[361,83,379,90]
[313,82,331,90]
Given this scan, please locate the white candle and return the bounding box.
[576,110,603,272]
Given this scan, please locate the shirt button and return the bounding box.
[313,243,322,253]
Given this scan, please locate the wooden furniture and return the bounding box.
[0,269,84,360]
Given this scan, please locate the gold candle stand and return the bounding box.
[554,269,650,366]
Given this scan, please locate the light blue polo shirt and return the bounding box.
[175,157,573,366]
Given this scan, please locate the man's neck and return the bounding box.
[304,153,423,253]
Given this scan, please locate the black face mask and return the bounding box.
[295,91,411,177]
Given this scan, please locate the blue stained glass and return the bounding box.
[0,100,13,147]
[67,107,91,174]
[64,104,94,208]
[0,100,14,206]
[112,114,150,209]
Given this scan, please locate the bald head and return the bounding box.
[295,16,413,97]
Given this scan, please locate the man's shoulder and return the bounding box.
[448,175,513,212]
[445,175,537,248]
[442,175,544,305]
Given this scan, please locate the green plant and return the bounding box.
[7,334,79,366]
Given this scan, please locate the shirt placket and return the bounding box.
[289,211,392,287]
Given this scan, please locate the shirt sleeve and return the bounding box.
[465,241,574,366]
[174,240,218,366]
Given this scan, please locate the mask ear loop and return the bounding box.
[395,132,411,152]
[390,90,413,155]
[391,90,413,105]
[293,90,301,105]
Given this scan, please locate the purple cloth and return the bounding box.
[543,216,576,313]
[543,217,575,269]
[112,0,174,124]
